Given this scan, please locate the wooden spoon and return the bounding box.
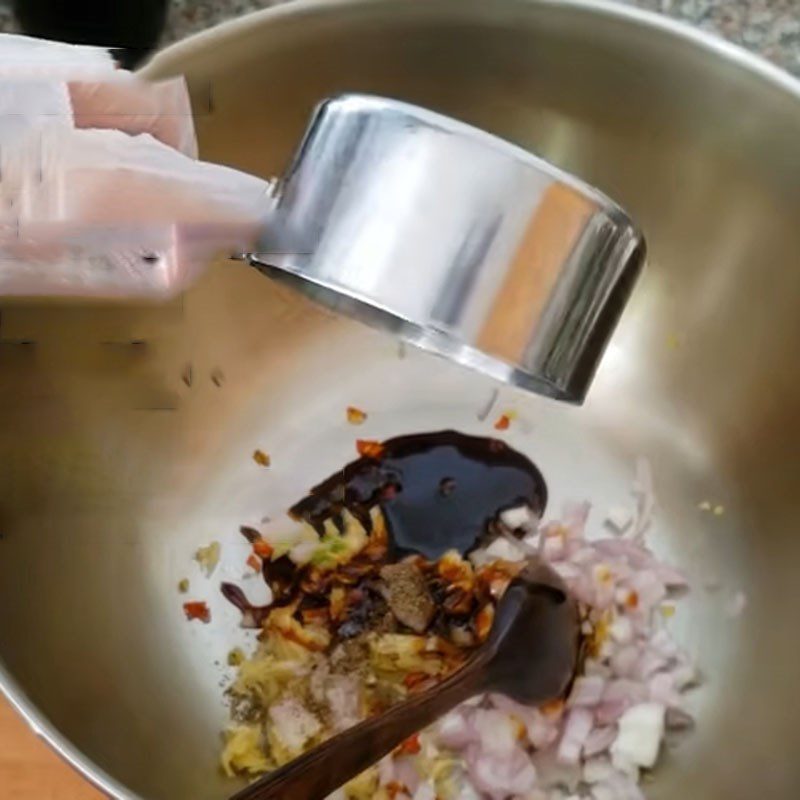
[230,560,580,800]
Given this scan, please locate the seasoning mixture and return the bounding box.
[219,434,696,800]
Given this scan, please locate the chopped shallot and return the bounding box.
[221,461,698,800]
[557,708,594,765]
[425,488,698,800]
[568,676,606,708]
[499,505,536,532]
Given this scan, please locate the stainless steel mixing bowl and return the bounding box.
[1,1,798,798]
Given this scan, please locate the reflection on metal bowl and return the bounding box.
[0,1,798,798]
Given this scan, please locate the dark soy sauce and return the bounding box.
[290,430,547,561]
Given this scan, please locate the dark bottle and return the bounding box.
[12,0,169,69]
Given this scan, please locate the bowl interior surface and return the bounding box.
[1,1,799,798]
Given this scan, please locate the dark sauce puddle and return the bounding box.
[290,430,547,560]
[222,430,548,626]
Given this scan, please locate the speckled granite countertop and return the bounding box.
[0,0,797,76]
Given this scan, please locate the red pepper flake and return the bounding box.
[346,406,368,425]
[475,603,495,641]
[625,590,639,610]
[356,439,384,459]
[246,554,262,572]
[301,606,330,626]
[252,539,273,559]
[403,671,430,691]
[252,449,271,467]
[494,413,512,431]
[385,782,408,800]
[396,733,421,756]
[183,601,211,624]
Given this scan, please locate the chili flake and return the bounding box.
[183,601,211,623]
[252,539,273,559]
[356,439,384,459]
[494,410,518,431]
[386,782,408,800]
[395,733,421,756]
[403,671,430,691]
[625,590,640,610]
[475,603,495,641]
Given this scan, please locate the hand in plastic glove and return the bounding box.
[0,33,272,298]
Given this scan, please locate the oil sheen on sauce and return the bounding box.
[290,430,547,560]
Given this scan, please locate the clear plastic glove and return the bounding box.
[0,34,273,299]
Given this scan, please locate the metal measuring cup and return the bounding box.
[245,94,645,403]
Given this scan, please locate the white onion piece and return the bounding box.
[557,709,593,765]
[412,782,436,800]
[466,743,538,799]
[474,709,520,757]
[582,756,616,783]
[436,709,475,750]
[289,539,317,565]
[648,673,679,707]
[377,754,394,786]
[611,702,666,771]
[583,728,618,759]
[567,676,606,707]
[608,616,634,645]
[393,756,421,795]
[418,486,696,800]
[530,748,582,792]
[484,536,526,563]
[499,504,536,532]
[541,536,566,561]
[609,645,640,677]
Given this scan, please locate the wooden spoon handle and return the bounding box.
[231,654,489,800]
